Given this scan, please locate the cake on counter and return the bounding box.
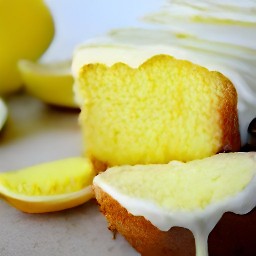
[71,0,256,255]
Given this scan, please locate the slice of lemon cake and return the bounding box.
[94,152,256,256]
[73,48,240,170]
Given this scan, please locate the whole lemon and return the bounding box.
[0,0,54,95]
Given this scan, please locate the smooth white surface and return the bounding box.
[42,0,163,62]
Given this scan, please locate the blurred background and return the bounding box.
[43,0,163,62]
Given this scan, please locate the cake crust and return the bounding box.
[218,75,240,153]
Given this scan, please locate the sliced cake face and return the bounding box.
[78,54,240,166]
[94,153,256,212]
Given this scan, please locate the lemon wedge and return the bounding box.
[0,157,95,213]
[18,60,78,108]
[0,98,8,131]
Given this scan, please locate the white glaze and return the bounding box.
[94,174,256,256]
[143,0,256,49]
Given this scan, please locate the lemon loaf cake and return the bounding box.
[94,152,256,256]
[73,50,240,169]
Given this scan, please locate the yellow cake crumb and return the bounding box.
[78,54,239,167]
[96,153,256,210]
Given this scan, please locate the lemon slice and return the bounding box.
[0,98,8,131]
[0,157,95,213]
[18,60,78,108]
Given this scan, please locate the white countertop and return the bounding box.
[0,93,138,256]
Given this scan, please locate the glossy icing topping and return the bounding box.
[143,0,256,49]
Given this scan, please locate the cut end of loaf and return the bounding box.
[78,54,240,167]
[94,152,256,211]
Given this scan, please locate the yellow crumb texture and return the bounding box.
[79,54,237,166]
[99,153,256,210]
